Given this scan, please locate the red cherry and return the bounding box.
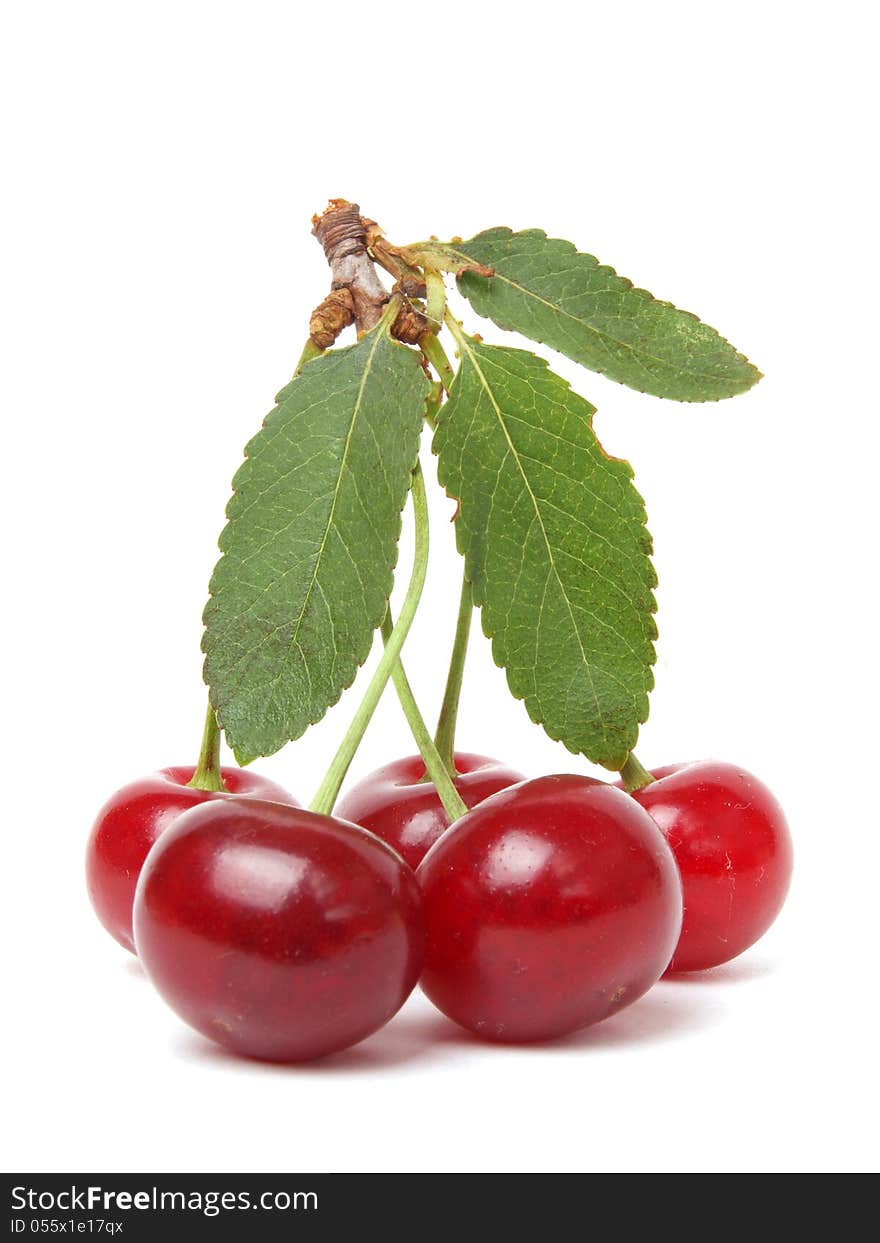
[628,761,793,972]
[336,751,525,870]
[86,766,297,953]
[133,798,425,1062]
[417,775,682,1042]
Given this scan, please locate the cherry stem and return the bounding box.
[419,324,457,449]
[309,461,431,818]
[420,330,456,395]
[424,268,446,335]
[188,704,228,793]
[423,379,443,429]
[619,753,655,793]
[434,574,474,775]
[380,611,468,823]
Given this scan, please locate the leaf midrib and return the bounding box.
[461,240,747,385]
[260,328,386,715]
[456,336,624,748]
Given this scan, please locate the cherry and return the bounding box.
[133,798,425,1062]
[86,765,297,953]
[336,751,526,870]
[417,774,682,1042]
[627,761,793,972]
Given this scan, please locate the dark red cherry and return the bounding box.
[417,775,682,1043]
[336,752,525,870]
[86,766,297,952]
[133,798,425,1062]
[627,761,792,972]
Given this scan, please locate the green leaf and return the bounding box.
[433,336,656,769]
[429,229,761,401]
[203,325,430,763]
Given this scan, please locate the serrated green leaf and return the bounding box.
[203,326,430,762]
[434,336,656,769]
[433,229,760,401]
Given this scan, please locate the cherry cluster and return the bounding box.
[86,751,791,1061]
[87,204,789,1062]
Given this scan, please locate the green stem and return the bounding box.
[424,268,446,334]
[309,461,431,817]
[188,704,228,793]
[619,752,655,793]
[423,379,443,429]
[444,304,470,347]
[420,331,456,394]
[434,574,474,774]
[380,612,468,823]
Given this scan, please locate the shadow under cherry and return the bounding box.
[165,954,775,1071]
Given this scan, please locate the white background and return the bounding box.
[2,1,877,1175]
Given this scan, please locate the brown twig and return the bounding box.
[362,217,428,298]
[312,200,389,339]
